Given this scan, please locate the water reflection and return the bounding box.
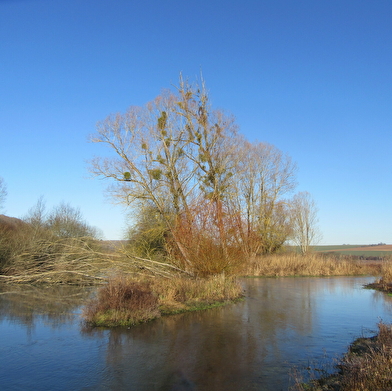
[1,277,392,391]
[0,284,91,329]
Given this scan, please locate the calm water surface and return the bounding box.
[1,277,391,391]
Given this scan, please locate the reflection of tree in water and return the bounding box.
[0,284,92,329]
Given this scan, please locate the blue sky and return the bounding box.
[1,0,391,244]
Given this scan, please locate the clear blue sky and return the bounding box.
[1,0,391,244]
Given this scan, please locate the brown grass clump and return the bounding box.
[243,252,380,277]
[83,274,244,327]
[83,276,160,326]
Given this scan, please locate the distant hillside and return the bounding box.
[315,244,392,252]
[0,214,26,231]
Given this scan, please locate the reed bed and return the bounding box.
[381,259,392,284]
[83,273,243,327]
[243,252,381,277]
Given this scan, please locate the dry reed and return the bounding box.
[243,252,380,277]
[364,259,392,293]
[381,259,392,284]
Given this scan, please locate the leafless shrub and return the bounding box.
[83,276,160,326]
[169,198,247,276]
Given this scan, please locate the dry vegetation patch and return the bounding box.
[83,277,160,326]
[243,253,380,277]
[83,274,244,327]
[365,260,392,293]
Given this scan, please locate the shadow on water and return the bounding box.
[1,277,392,390]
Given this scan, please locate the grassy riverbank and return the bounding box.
[293,322,392,391]
[83,274,243,327]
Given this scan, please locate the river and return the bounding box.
[1,276,391,390]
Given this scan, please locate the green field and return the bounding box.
[314,245,366,252]
[313,245,392,258]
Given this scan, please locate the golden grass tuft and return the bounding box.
[152,274,243,313]
[381,259,392,284]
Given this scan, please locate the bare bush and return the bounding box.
[169,197,247,276]
[83,276,160,326]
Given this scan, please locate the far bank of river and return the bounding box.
[0,276,391,391]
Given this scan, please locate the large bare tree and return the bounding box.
[90,75,304,274]
[90,77,240,272]
[232,141,297,255]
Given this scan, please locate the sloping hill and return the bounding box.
[0,214,26,232]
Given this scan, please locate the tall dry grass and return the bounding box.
[381,259,392,284]
[152,274,243,313]
[367,259,392,293]
[83,274,243,327]
[243,252,380,277]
